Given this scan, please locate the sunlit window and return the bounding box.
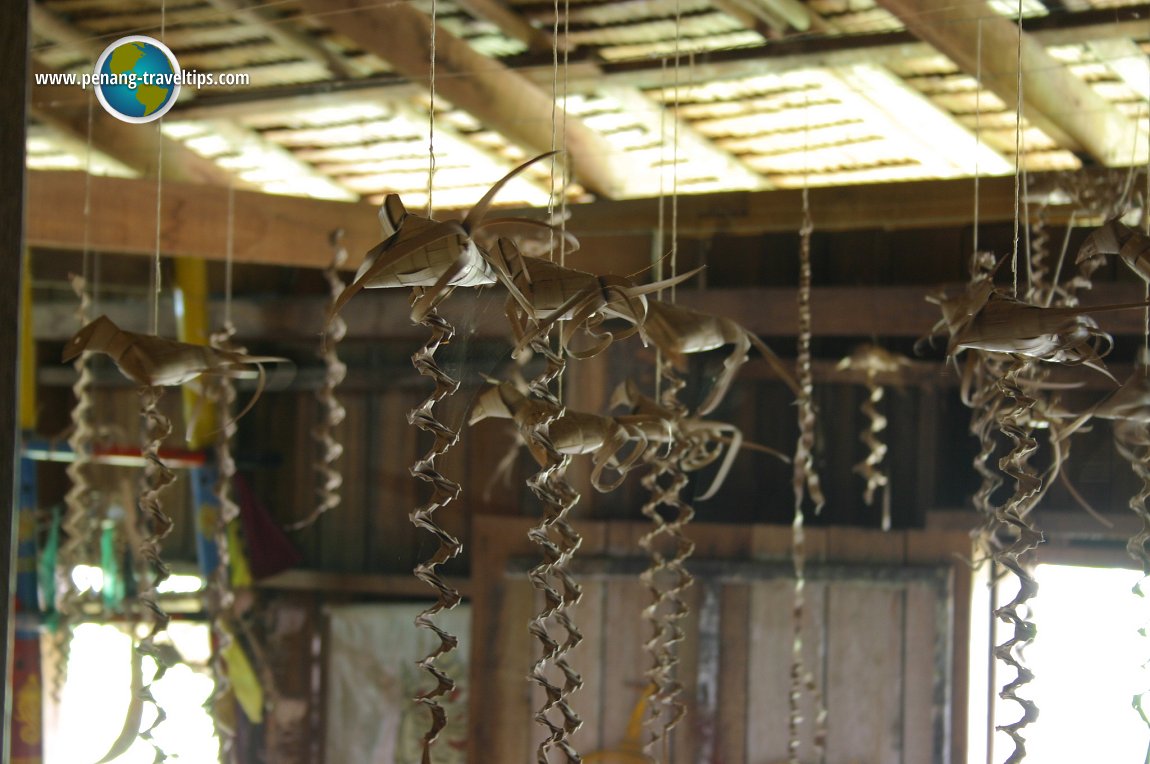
[991,563,1150,762]
[44,621,219,763]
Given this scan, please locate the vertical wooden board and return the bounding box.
[824,582,904,764]
[903,582,941,764]
[914,388,939,519]
[570,523,608,753]
[717,584,750,764]
[428,390,470,570]
[669,580,702,764]
[745,579,794,762]
[341,392,369,570]
[318,393,367,572]
[368,389,419,573]
[797,580,828,764]
[1,9,23,738]
[263,593,322,764]
[600,577,650,752]
[569,578,608,754]
[469,537,534,762]
[907,529,972,764]
[690,578,723,763]
[291,393,322,566]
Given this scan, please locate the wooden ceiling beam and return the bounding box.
[873,0,1142,165]
[454,0,555,55]
[202,0,360,78]
[171,4,1150,119]
[28,2,249,186]
[28,283,1150,343]
[445,0,769,191]
[30,58,249,186]
[27,169,1094,268]
[300,0,635,198]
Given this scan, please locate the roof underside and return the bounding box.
[26,0,1150,210]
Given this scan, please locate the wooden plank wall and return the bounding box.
[470,517,973,764]
[2,7,29,755]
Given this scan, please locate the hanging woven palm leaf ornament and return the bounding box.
[328,154,576,764]
[836,344,913,531]
[63,315,286,758]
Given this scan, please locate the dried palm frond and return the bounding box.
[836,344,913,530]
[947,295,1149,379]
[1076,219,1150,282]
[492,239,701,360]
[641,300,801,415]
[63,315,288,422]
[611,378,788,501]
[287,234,349,532]
[330,152,573,323]
[470,381,654,492]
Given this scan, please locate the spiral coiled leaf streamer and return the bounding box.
[524,333,584,764]
[991,358,1044,764]
[638,356,693,757]
[788,201,828,763]
[408,300,464,764]
[136,385,177,761]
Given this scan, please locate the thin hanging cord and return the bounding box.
[1011,0,1024,299]
[82,91,95,294]
[655,58,667,403]
[656,57,668,287]
[560,0,570,269]
[151,2,168,336]
[549,0,559,244]
[670,0,681,304]
[973,19,982,258]
[427,0,437,218]
[225,184,236,330]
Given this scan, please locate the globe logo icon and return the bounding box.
[93,36,182,124]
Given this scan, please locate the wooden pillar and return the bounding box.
[0,5,29,764]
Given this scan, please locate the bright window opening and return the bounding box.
[44,621,219,763]
[990,563,1150,763]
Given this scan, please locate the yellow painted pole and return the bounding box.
[19,249,36,431]
[173,257,216,448]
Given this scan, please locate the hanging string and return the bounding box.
[654,58,668,404]
[151,1,168,336]
[548,0,559,242]
[790,88,828,764]
[82,93,94,295]
[427,0,437,218]
[206,177,241,764]
[670,0,681,306]
[973,19,982,258]
[1011,0,1024,299]
[560,0,570,269]
[225,184,236,330]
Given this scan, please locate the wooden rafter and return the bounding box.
[28,2,248,185]
[451,0,769,191]
[455,0,555,55]
[874,0,1142,165]
[299,0,638,198]
[30,57,246,185]
[201,0,359,78]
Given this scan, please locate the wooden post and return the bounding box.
[0,6,29,764]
